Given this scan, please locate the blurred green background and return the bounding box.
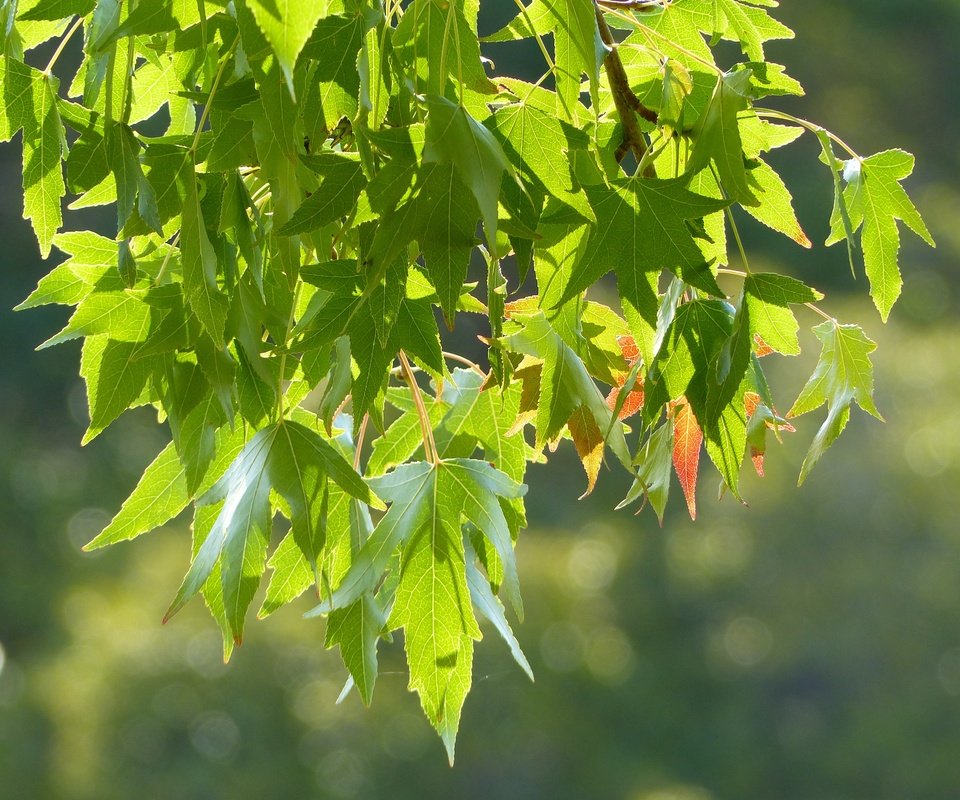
[2,2,959,798]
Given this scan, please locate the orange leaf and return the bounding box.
[616,334,641,364]
[567,406,604,499]
[606,381,644,420]
[753,333,774,357]
[607,334,644,418]
[672,400,702,520]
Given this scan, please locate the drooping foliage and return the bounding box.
[3,0,932,760]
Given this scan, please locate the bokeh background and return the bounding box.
[2,2,959,798]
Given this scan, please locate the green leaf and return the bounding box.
[164,426,276,638]
[278,154,366,235]
[423,95,514,255]
[618,422,674,523]
[22,69,65,257]
[393,0,495,97]
[488,102,593,222]
[743,157,811,248]
[503,312,632,472]
[18,0,94,21]
[687,70,758,206]
[826,150,935,320]
[246,0,326,96]
[744,273,823,356]
[644,299,733,417]
[79,335,160,443]
[464,544,533,681]
[84,440,189,550]
[325,592,386,706]
[181,168,229,346]
[788,321,882,484]
[561,177,727,324]
[385,470,481,765]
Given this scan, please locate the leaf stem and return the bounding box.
[118,0,137,124]
[354,413,369,471]
[442,351,484,374]
[608,9,721,75]
[754,108,859,159]
[724,206,752,276]
[399,350,439,465]
[153,232,181,286]
[717,268,836,323]
[511,0,555,72]
[277,281,303,421]
[189,34,240,157]
[43,17,84,76]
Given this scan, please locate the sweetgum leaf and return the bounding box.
[789,322,882,484]
[246,0,326,96]
[560,177,728,327]
[826,150,935,320]
[84,440,189,550]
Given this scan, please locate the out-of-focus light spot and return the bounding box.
[189,710,240,761]
[66,508,111,551]
[667,525,753,583]
[61,589,109,637]
[0,641,5,677]
[937,648,960,695]
[317,748,366,798]
[567,538,618,593]
[291,679,340,728]
[631,785,713,800]
[585,626,634,685]
[904,428,953,477]
[152,682,202,723]
[186,630,227,679]
[379,712,432,761]
[539,622,585,673]
[723,617,772,668]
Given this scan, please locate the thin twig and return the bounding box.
[189,34,240,157]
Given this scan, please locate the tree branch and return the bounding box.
[594,2,658,164]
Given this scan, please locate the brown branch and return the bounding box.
[594,1,658,164]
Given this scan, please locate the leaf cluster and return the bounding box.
[3,0,932,759]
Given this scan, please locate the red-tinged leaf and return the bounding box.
[754,333,775,357]
[606,381,644,420]
[672,400,702,520]
[606,335,645,419]
[567,406,604,498]
[616,334,641,364]
[744,391,795,477]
